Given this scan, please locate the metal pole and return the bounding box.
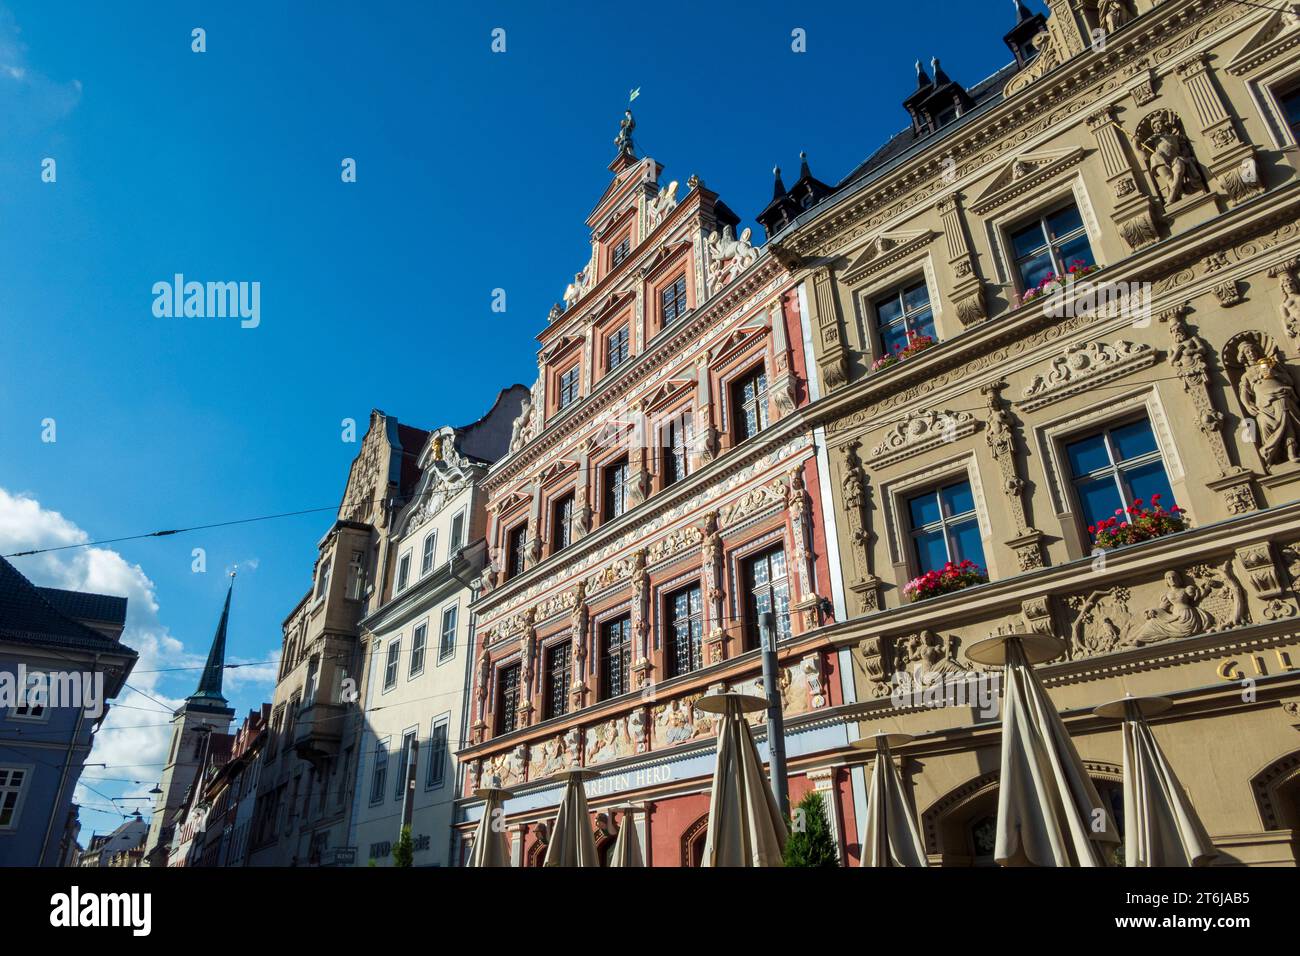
[758,612,789,819]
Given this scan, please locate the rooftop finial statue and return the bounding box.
[615,108,636,158]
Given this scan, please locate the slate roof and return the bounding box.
[37,587,128,628]
[0,555,135,656]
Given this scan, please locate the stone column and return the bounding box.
[569,582,590,710]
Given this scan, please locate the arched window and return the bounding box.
[680,813,709,867]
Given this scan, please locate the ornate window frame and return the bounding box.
[880,451,994,580]
[1031,382,1185,525]
[985,172,1104,293]
[850,252,944,363]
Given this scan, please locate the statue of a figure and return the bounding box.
[1133,571,1217,644]
[1280,272,1300,340]
[899,630,964,679]
[1237,340,1300,466]
[509,395,533,452]
[842,460,864,510]
[1098,0,1130,34]
[614,108,636,157]
[1142,111,1207,205]
[647,180,678,229]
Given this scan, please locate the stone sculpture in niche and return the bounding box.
[1233,338,1300,468]
[1137,110,1208,205]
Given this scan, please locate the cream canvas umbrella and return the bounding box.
[1092,694,1217,867]
[697,691,788,867]
[466,785,513,867]
[852,731,928,867]
[543,768,600,867]
[967,632,1119,867]
[607,803,645,867]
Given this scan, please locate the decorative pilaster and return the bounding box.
[630,549,652,687]
[981,381,1045,571]
[518,609,537,728]
[526,480,543,562]
[786,465,820,630]
[1162,305,1260,514]
[1174,54,1264,207]
[693,356,719,466]
[575,441,594,538]
[768,299,799,418]
[701,511,728,663]
[937,193,986,325]
[1087,105,1160,250]
[569,581,590,710]
[811,267,850,391]
[839,444,884,614]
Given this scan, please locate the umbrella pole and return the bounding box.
[759,612,790,820]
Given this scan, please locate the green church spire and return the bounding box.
[189,572,233,705]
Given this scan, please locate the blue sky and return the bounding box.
[0,0,1030,836]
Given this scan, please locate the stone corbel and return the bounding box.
[1174,54,1264,208]
[1236,542,1285,600]
[1021,595,1055,637]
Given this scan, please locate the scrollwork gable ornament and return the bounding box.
[868,409,977,467]
[1021,340,1156,410]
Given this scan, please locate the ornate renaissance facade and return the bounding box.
[453,123,847,865]
[770,0,1300,864]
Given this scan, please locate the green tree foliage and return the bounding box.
[783,791,838,867]
[392,826,414,868]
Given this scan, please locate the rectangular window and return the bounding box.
[875,279,936,356]
[303,656,319,707]
[449,511,465,552]
[558,364,581,409]
[439,605,458,661]
[600,616,633,700]
[907,480,986,573]
[10,671,46,720]
[611,236,631,267]
[496,663,522,735]
[746,547,791,649]
[384,639,401,691]
[397,553,411,592]
[667,584,704,677]
[733,367,769,442]
[506,523,528,579]
[345,550,365,600]
[606,325,630,372]
[410,623,428,677]
[661,273,689,324]
[1280,85,1300,143]
[1009,203,1096,292]
[662,413,694,488]
[421,532,437,576]
[395,730,416,801]
[0,768,27,829]
[369,742,388,805]
[1065,417,1175,531]
[315,556,332,599]
[552,493,575,555]
[546,642,572,720]
[426,719,448,789]
[604,458,630,522]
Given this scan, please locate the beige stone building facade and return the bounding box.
[768,0,1300,865]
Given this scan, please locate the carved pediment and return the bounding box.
[1021,340,1157,410]
[869,409,977,467]
[709,323,767,367]
[541,334,585,364]
[1225,3,1300,76]
[641,378,695,413]
[969,147,1087,214]
[842,229,939,283]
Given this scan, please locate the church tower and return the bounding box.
[142,574,238,865]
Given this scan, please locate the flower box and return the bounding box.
[902,560,988,603]
[1019,260,1099,305]
[1089,495,1186,550]
[871,332,936,373]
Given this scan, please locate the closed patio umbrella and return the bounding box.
[607,803,645,867]
[543,768,600,867]
[1092,694,1217,867]
[852,731,928,867]
[467,785,513,867]
[697,691,788,867]
[967,632,1119,867]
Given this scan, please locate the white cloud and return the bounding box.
[0,4,81,131]
[0,488,274,835]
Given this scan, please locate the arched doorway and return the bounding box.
[680,813,709,867]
